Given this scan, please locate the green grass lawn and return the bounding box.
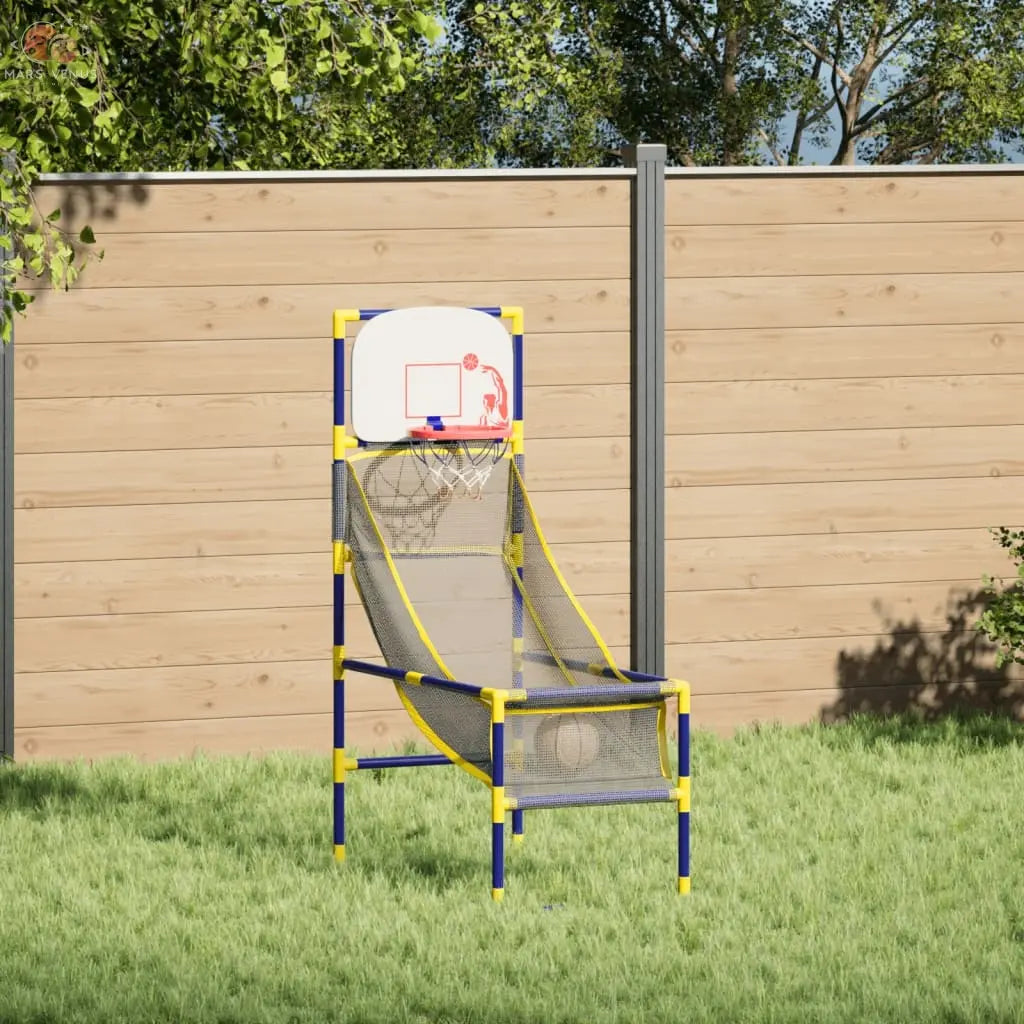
[2,714,1024,1024]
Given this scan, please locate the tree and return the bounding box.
[0,0,442,342]
[588,0,1024,166]
[784,0,1024,165]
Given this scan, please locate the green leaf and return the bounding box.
[76,87,100,108]
[47,209,60,222]
[79,226,96,245]
[270,69,289,91]
[266,43,286,69]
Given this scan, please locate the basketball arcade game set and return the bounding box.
[330,305,691,900]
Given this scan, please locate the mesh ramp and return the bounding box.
[345,444,671,798]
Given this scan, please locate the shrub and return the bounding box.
[977,527,1024,667]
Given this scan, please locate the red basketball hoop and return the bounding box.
[409,424,510,441]
[407,423,511,499]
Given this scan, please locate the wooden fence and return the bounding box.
[11,172,634,759]
[6,166,1024,761]
[662,170,1024,727]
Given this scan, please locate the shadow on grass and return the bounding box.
[820,587,1024,746]
[0,763,87,809]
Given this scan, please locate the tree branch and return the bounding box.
[757,126,785,165]
[854,74,930,128]
[789,51,823,163]
[781,26,851,86]
[853,82,939,139]
[876,5,929,65]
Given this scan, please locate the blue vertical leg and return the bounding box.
[678,697,690,893]
[334,674,345,860]
[492,701,506,901]
[332,316,349,862]
[512,809,524,841]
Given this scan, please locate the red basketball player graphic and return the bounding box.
[462,353,509,429]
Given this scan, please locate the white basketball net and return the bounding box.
[413,438,509,500]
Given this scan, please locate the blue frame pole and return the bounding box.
[332,311,354,862]
[491,693,507,901]
[509,315,526,844]
[678,688,691,894]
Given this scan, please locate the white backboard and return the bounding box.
[350,307,515,442]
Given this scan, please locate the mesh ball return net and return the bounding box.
[331,305,692,901]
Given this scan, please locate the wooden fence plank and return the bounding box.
[666,272,1024,330]
[20,227,629,290]
[14,541,628,619]
[665,634,1021,697]
[15,475,1023,566]
[13,596,633,675]
[17,378,1023,456]
[32,178,632,234]
[666,376,1024,434]
[12,491,629,563]
[16,672,1024,761]
[15,386,630,454]
[667,528,1018,592]
[13,709,422,761]
[666,221,1024,277]
[14,438,626,510]
[667,579,986,645]
[14,333,629,399]
[667,323,1024,382]
[16,280,630,343]
[19,529,1003,622]
[13,578,983,678]
[665,174,1024,226]
[13,498,326,563]
[666,425,1024,487]
[14,660,394,728]
[666,476,1024,539]
[689,681,1024,735]
[14,476,1022,566]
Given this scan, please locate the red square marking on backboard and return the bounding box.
[405,362,463,420]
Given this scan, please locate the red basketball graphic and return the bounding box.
[462,353,478,371]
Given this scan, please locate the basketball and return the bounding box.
[462,352,479,371]
[534,715,602,771]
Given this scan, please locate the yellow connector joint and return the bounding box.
[482,688,510,716]
[505,688,528,704]
[333,748,346,784]
[667,680,691,715]
[334,844,346,862]
[492,887,505,902]
[500,306,524,336]
[333,309,359,337]
[333,541,346,575]
[333,645,345,680]
[675,778,691,813]
[492,785,506,824]
[333,425,348,460]
[678,877,691,895]
[511,419,525,456]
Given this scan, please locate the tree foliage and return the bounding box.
[0,0,442,341]
[3,0,1024,341]
[570,0,1024,166]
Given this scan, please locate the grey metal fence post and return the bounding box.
[0,264,12,761]
[623,143,666,677]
